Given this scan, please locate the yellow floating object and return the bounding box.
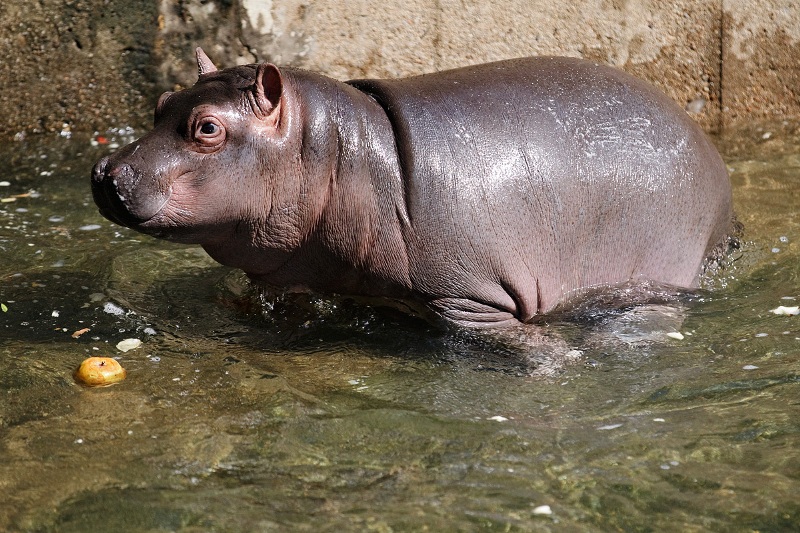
[75,357,127,387]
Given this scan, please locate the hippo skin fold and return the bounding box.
[92,48,734,328]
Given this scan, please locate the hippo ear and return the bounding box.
[196,47,218,76]
[252,62,283,124]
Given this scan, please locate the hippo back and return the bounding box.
[349,57,732,319]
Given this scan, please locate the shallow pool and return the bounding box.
[1,123,798,531]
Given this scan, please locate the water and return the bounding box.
[1,124,799,531]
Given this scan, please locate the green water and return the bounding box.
[1,124,798,532]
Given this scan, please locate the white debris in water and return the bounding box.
[779,236,789,243]
[597,423,623,431]
[488,415,509,422]
[143,327,157,336]
[78,224,102,231]
[0,181,9,186]
[743,364,759,370]
[116,338,142,352]
[755,332,769,338]
[51,310,59,317]
[103,302,126,316]
[772,247,781,253]
[771,305,800,316]
[666,331,685,340]
[762,131,772,140]
[532,505,553,516]
[653,418,666,422]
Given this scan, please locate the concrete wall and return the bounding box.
[1,0,798,139]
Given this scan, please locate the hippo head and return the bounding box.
[91,48,293,246]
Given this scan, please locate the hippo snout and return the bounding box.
[91,156,170,227]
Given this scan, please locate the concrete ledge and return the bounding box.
[1,0,797,139]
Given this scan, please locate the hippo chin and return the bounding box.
[91,48,734,328]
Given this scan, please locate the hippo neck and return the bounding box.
[224,69,414,298]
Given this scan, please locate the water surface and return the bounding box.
[1,124,798,531]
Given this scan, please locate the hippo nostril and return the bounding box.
[91,157,110,184]
[106,164,141,204]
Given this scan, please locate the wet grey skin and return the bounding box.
[91,48,734,328]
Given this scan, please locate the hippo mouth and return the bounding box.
[96,197,171,231]
[91,157,172,231]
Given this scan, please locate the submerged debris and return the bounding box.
[71,327,90,338]
[116,338,142,352]
[597,423,623,431]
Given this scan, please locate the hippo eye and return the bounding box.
[192,116,226,150]
[200,122,218,135]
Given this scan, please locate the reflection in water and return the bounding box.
[1,125,799,531]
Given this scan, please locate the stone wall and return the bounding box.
[1,0,797,139]
[0,0,159,139]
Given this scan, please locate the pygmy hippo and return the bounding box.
[91,48,734,328]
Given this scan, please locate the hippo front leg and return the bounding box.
[458,320,584,376]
